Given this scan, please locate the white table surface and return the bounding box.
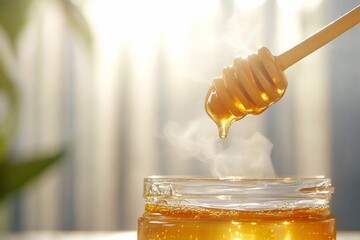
[1,232,136,240]
[1,231,360,240]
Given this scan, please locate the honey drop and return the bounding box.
[205,47,288,138]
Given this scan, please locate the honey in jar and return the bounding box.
[138,177,335,240]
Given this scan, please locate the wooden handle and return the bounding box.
[276,5,360,70]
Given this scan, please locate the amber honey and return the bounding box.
[138,204,335,240]
[205,4,360,139]
[205,47,287,139]
[138,177,335,240]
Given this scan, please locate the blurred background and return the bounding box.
[0,0,359,232]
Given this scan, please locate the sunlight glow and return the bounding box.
[277,0,302,12]
[235,0,265,12]
[86,0,219,57]
[277,0,322,12]
[303,0,323,11]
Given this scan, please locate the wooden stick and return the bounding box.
[276,5,360,70]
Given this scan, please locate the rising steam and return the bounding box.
[164,117,276,178]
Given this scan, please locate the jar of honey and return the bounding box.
[138,176,335,240]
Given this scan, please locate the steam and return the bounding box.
[164,117,276,178]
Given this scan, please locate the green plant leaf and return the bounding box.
[0,0,35,49]
[0,150,65,200]
[0,60,19,161]
[58,0,92,49]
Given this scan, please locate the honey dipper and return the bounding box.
[205,5,360,139]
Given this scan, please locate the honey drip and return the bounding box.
[205,47,287,138]
[205,6,360,138]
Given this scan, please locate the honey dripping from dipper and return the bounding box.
[205,47,287,138]
[205,6,359,138]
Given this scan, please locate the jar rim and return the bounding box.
[143,176,334,211]
[145,175,330,182]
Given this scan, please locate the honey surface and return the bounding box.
[138,204,335,240]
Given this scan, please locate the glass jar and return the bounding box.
[138,176,336,240]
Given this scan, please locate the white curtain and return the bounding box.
[4,0,360,231]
